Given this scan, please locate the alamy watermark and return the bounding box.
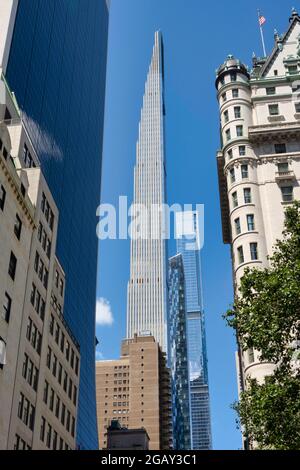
[96,197,204,251]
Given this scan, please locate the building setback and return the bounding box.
[127,31,168,352]
[215,9,300,446]
[4,0,110,448]
[0,77,80,450]
[96,335,172,450]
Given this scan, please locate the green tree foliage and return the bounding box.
[225,201,300,449]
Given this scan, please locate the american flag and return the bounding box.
[259,15,266,26]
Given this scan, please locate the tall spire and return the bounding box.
[127,32,168,351]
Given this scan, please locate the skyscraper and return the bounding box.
[168,254,191,450]
[176,211,212,450]
[4,0,109,449]
[215,10,300,448]
[127,31,168,352]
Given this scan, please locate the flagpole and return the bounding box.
[258,9,267,57]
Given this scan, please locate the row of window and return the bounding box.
[26,317,42,355]
[22,353,39,392]
[49,316,79,375]
[40,416,72,450]
[225,125,243,142]
[229,164,249,184]
[223,106,241,123]
[41,192,54,231]
[234,214,255,236]
[221,88,240,102]
[30,283,46,322]
[34,251,49,290]
[227,143,288,160]
[267,102,300,116]
[17,392,35,432]
[46,346,78,406]
[22,143,36,169]
[37,221,52,259]
[14,434,31,450]
[237,243,259,264]
[232,187,252,208]
[231,186,294,208]
[43,381,76,437]
[219,72,237,87]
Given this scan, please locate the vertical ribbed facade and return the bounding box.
[127,31,168,352]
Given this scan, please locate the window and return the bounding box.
[288,65,298,75]
[229,167,235,183]
[232,88,239,98]
[73,386,77,406]
[281,186,294,202]
[234,218,241,235]
[237,246,244,264]
[43,381,49,404]
[244,188,252,204]
[13,214,22,240]
[228,149,233,159]
[250,242,258,260]
[40,417,46,442]
[295,102,300,113]
[55,396,61,418]
[266,87,276,95]
[46,347,52,369]
[275,143,286,154]
[224,110,229,123]
[232,191,238,208]
[0,185,6,211]
[220,76,225,86]
[225,129,231,142]
[269,104,279,116]
[239,145,246,156]
[236,125,243,137]
[241,164,249,179]
[248,348,255,364]
[49,388,55,411]
[222,92,227,102]
[230,72,237,82]
[234,106,241,118]
[3,292,12,323]
[247,214,255,231]
[8,252,17,281]
[46,423,52,448]
[0,338,6,367]
[59,279,64,296]
[277,162,289,174]
[61,404,66,426]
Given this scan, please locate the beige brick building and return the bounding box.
[96,335,172,450]
[0,73,80,450]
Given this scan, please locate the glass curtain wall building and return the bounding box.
[5,0,109,449]
[168,254,191,450]
[176,211,212,450]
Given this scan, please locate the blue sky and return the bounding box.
[96,0,293,450]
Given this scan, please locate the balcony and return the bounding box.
[275,170,296,182]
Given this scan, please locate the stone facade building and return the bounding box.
[215,9,300,405]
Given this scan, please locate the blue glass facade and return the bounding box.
[168,255,191,450]
[6,0,109,449]
[176,213,212,450]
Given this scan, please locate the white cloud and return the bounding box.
[96,351,104,361]
[96,297,114,326]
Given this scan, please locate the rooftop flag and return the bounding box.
[259,15,266,26]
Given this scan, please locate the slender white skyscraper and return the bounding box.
[127,31,168,351]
